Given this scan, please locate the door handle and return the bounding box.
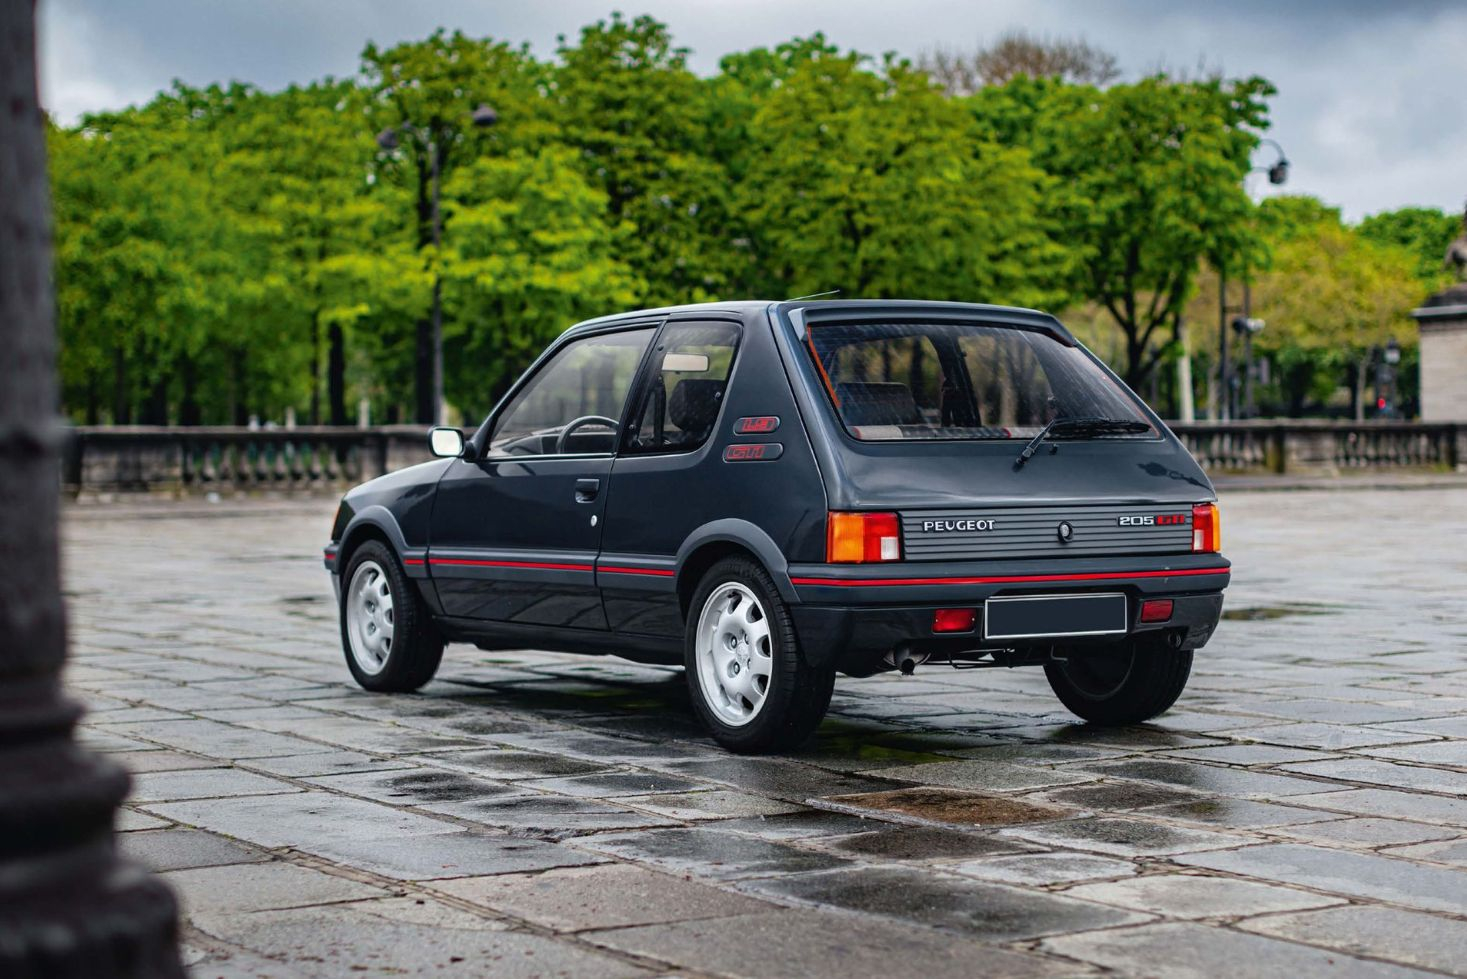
[574,478,600,503]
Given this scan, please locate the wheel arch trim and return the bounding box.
[675,519,798,609]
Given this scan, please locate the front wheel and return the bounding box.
[685,556,834,754]
[1045,639,1191,725]
[340,541,443,692]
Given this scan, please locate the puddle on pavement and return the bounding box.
[825,787,1070,828]
[1221,602,1344,621]
[384,771,499,803]
[280,594,326,605]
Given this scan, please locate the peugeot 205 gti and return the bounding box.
[324,300,1229,753]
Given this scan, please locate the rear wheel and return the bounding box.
[685,556,834,754]
[341,540,443,692]
[1044,638,1191,725]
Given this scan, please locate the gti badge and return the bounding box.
[1056,521,1074,543]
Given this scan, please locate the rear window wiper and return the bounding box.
[1014,417,1152,469]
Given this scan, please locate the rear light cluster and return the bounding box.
[1191,503,1221,553]
[932,608,976,633]
[827,511,901,563]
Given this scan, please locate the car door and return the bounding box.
[429,325,655,627]
[599,318,744,636]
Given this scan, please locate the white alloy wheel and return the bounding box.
[346,560,395,675]
[694,581,774,726]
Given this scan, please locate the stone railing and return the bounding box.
[59,420,1467,496]
[1169,421,1465,475]
[62,426,434,497]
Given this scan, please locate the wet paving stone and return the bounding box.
[665,756,912,801]
[163,861,385,914]
[711,809,887,841]
[305,768,518,806]
[1178,842,1467,914]
[1284,788,1467,826]
[615,789,803,821]
[1237,722,1433,751]
[1161,743,1343,765]
[1043,921,1427,978]
[1275,816,1461,848]
[741,865,1147,942]
[952,852,1138,887]
[1139,797,1342,829]
[433,863,774,932]
[1040,780,1210,812]
[1004,817,1250,857]
[130,768,300,803]
[1384,837,1467,865]
[587,907,1064,979]
[414,748,610,780]
[1062,873,1341,919]
[824,825,1034,862]
[296,830,605,882]
[1078,758,1340,797]
[824,786,1073,828]
[1240,904,1467,974]
[120,829,269,871]
[1279,758,1467,796]
[434,793,678,839]
[573,827,853,880]
[515,770,707,798]
[864,759,1096,793]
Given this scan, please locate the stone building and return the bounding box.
[1412,282,1467,421]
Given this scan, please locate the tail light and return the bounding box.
[827,512,902,563]
[1192,503,1221,553]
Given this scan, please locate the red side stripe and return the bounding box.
[598,565,676,578]
[789,566,1229,587]
[403,558,425,566]
[429,558,594,572]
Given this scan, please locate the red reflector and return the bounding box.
[1140,599,1174,623]
[932,608,977,633]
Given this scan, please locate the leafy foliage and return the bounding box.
[46,16,1440,425]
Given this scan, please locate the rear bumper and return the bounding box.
[787,554,1228,676]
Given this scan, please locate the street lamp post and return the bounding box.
[377,103,498,426]
[1218,138,1289,421]
[1,3,183,974]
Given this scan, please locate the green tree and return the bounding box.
[739,49,1068,307]
[1357,205,1459,290]
[973,74,1274,386]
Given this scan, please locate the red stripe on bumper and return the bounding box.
[789,566,1230,588]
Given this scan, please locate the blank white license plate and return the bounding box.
[984,593,1128,641]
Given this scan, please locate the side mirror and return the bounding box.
[429,427,466,458]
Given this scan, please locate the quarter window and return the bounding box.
[486,328,654,457]
[624,321,740,454]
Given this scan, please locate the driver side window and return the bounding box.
[486,328,654,457]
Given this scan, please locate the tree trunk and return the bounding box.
[112,344,129,424]
[179,355,200,426]
[328,321,346,426]
[0,3,184,973]
[414,315,434,424]
[1353,357,1368,422]
[309,309,321,425]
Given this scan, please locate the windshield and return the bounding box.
[803,320,1154,442]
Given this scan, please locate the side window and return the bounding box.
[624,321,740,454]
[486,328,654,457]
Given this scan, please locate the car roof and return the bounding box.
[563,299,1072,340]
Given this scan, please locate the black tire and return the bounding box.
[339,540,443,692]
[1044,638,1192,725]
[684,556,834,754]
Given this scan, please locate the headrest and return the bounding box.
[834,381,922,426]
[668,378,725,434]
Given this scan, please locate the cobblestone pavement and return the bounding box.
[62,488,1467,978]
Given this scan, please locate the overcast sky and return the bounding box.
[38,0,1467,222]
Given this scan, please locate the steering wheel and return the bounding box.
[555,415,620,454]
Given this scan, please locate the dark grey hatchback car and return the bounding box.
[325,300,1229,753]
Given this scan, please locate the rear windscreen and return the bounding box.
[804,321,1154,441]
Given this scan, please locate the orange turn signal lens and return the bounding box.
[827,511,902,563]
[1192,503,1221,553]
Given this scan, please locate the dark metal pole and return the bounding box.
[1242,277,1254,418]
[430,139,444,427]
[1217,269,1230,421]
[0,3,184,975]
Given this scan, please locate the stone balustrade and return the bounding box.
[59,420,1467,496]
